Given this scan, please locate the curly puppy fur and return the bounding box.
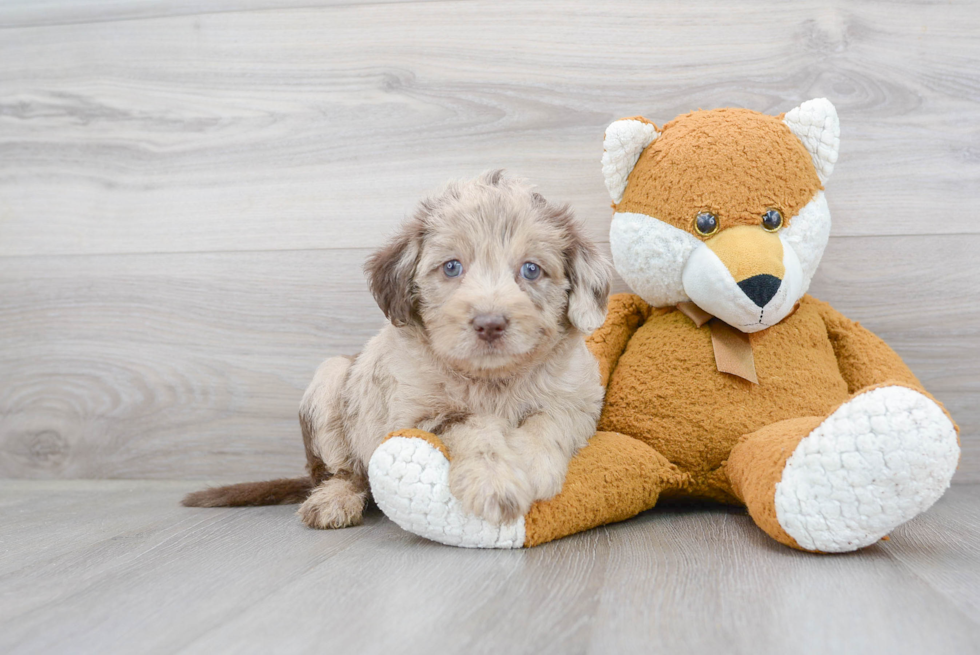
[184,171,611,528]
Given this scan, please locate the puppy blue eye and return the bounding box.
[443,260,463,278]
[520,262,541,280]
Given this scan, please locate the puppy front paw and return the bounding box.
[449,455,533,525]
[529,463,566,503]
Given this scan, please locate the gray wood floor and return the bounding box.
[1,0,978,483]
[1,480,979,655]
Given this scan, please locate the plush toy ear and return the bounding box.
[783,98,840,183]
[601,118,659,204]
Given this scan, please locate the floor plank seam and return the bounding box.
[0,0,476,32]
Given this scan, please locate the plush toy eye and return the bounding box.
[762,209,783,232]
[520,262,542,280]
[694,212,719,237]
[443,260,463,278]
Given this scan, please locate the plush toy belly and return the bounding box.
[598,297,850,501]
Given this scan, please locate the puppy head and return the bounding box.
[366,171,610,376]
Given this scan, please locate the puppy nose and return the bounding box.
[473,314,509,342]
[738,274,781,308]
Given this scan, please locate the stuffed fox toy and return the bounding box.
[368,99,961,552]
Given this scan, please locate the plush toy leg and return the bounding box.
[368,429,685,548]
[726,416,824,550]
[727,385,960,553]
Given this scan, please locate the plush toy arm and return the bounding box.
[368,430,528,548]
[810,296,924,393]
[586,293,651,388]
[368,429,687,548]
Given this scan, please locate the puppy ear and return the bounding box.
[561,213,612,334]
[365,212,426,327]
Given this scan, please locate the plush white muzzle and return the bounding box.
[682,237,804,333]
[609,192,831,333]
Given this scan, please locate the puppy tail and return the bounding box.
[182,477,314,507]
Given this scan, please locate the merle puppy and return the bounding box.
[184,171,611,527]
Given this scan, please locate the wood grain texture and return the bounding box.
[1,0,979,257]
[0,249,380,480]
[1,480,978,654]
[0,0,978,481]
[0,0,439,29]
[0,236,976,481]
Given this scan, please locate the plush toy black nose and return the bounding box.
[473,314,508,342]
[738,274,781,308]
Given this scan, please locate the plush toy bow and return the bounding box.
[676,302,758,384]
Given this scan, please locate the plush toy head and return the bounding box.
[602,99,839,332]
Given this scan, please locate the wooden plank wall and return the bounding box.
[1,0,977,482]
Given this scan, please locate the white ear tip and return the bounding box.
[602,119,658,204]
[784,98,840,183]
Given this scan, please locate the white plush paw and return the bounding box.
[774,386,960,552]
[367,437,526,549]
